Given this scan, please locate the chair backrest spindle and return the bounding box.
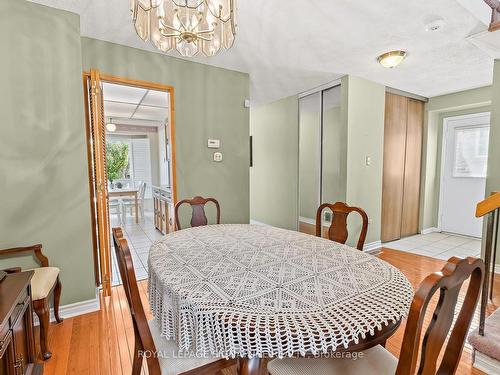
[396,257,484,375]
[316,202,368,250]
[174,196,221,230]
[112,227,161,375]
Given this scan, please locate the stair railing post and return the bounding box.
[479,210,495,336]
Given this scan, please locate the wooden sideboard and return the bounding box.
[0,272,42,375]
[152,185,173,234]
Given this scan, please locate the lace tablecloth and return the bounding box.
[148,224,413,358]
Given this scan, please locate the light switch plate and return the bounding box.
[213,152,223,162]
[208,139,221,149]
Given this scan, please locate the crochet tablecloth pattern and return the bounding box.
[148,224,413,358]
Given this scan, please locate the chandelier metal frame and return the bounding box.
[130,0,237,57]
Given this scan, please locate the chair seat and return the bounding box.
[27,267,60,301]
[267,345,398,375]
[469,307,500,361]
[148,320,219,375]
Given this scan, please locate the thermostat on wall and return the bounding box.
[208,139,220,148]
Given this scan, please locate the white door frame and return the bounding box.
[437,111,490,236]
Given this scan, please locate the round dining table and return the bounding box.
[148,224,414,374]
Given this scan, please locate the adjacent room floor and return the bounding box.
[109,210,166,285]
[384,232,481,260]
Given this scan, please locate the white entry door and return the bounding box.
[440,113,490,237]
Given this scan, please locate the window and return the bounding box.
[453,125,489,178]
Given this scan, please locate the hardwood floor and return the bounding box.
[42,248,499,375]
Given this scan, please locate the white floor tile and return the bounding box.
[384,232,481,261]
[421,232,450,241]
[436,236,471,246]
[138,253,149,267]
[135,246,151,254]
[109,210,157,285]
[428,240,459,251]
[457,240,482,252]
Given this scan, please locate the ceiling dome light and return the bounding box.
[106,121,117,132]
[130,0,237,58]
[377,50,407,68]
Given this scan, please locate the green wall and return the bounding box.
[487,60,500,266]
[81,38,250,228]
[487,60,500,196]
[250,96,299,230]
[0,0,96,305]
[249,76,384,247]
[420,86,492,230]
[344,76,386,246]
[0,1,250,305]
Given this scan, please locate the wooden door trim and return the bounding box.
[82,76,100,287]
[89,69,112,297]
[82,71,178,206]
[82,71,178,290]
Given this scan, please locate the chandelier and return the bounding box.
[130,0,237,57]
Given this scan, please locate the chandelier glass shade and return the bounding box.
[130,0,237,57]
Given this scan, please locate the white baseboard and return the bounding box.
[250,219,269,226]
[421,227,439,235]
[364,241,382,252]
[33,297,100,325]
[473,350,500,374]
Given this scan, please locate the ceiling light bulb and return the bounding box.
[377,50,407,68]
[106,122,117,132]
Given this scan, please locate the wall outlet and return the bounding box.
[213,152,223,162]
[365,156,371,166]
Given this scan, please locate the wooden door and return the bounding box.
[401,99,424,236]
[381,93,408,242]
[88,69,112,297]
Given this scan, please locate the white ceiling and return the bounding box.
[103,82,169,124]
[30,0,496,106]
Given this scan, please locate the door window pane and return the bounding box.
[453,126,489,178]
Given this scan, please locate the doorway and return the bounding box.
[83,70,176,296]
[439,112,490,238]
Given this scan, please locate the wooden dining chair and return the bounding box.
[316,202,369,250]
[123,181,147,221]
[0,244,63,360]
[111,227,236,375]
[174,196,220,230]
[268,256,484,375]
